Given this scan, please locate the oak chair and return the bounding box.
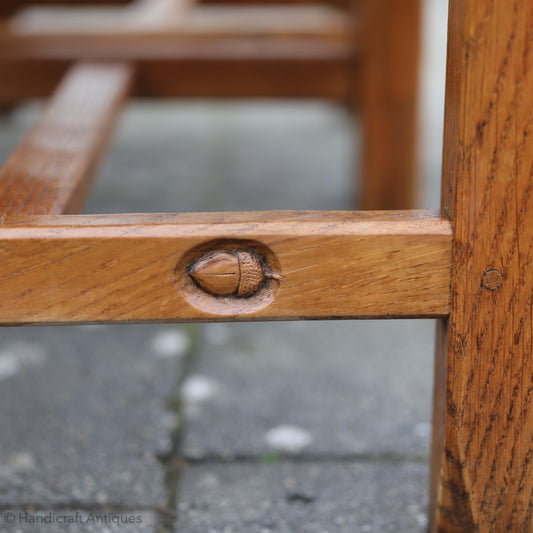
[0,0,420,210]
[0,0,532,531]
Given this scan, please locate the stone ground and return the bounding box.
[0,1,448,531]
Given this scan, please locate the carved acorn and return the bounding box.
[189,250,281,298]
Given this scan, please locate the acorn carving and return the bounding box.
[189,250,281,298]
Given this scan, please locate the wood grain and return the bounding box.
[358,0,421,209]
[0,63,132,216]
[430,0,533,530]
[0,210,451,324]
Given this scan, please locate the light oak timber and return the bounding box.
[0,0,349,8]
[1,5,349,41]
[127,0,194,27]
[429,0,533,530]
[0,4,353,102]
[0,210,451,324]
[359,0,421,209]
[0,0,350,18]
[0,0,131,17]
[0,53,351,103]
[0,62,132,215]
[0,0,190,19]
[200,0,349,5]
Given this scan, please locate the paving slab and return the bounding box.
[181,320,435,458]
[0,325,191,507]
[86,101,354,214]
[176,461,428,533]
[0,509,157,532]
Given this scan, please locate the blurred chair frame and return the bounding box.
[0,0,532,531]
[0,0,420,210]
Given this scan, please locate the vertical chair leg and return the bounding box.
[429,0,533,530]
[358,0,421,210]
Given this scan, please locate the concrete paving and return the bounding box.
[177,461,428,533]
[0,510,158,532]
[87,101,354,214]
[182,321,435,459]
[0,325,191,509]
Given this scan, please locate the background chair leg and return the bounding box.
[430,0,533,530]
[358,0,421,210]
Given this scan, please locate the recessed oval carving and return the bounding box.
[175,240,282,316]
[189,250,281,298]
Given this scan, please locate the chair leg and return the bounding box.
[429,0,533,530]
[358,0,421,210]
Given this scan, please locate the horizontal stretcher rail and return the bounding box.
[0,6,354,102]
[0,0,350,17]
[0,0,131,16]
[0,49,351,103]
[0,0,350,15]
[0,210,452,325]
[0,62,132,215]
[1,5,350,42]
